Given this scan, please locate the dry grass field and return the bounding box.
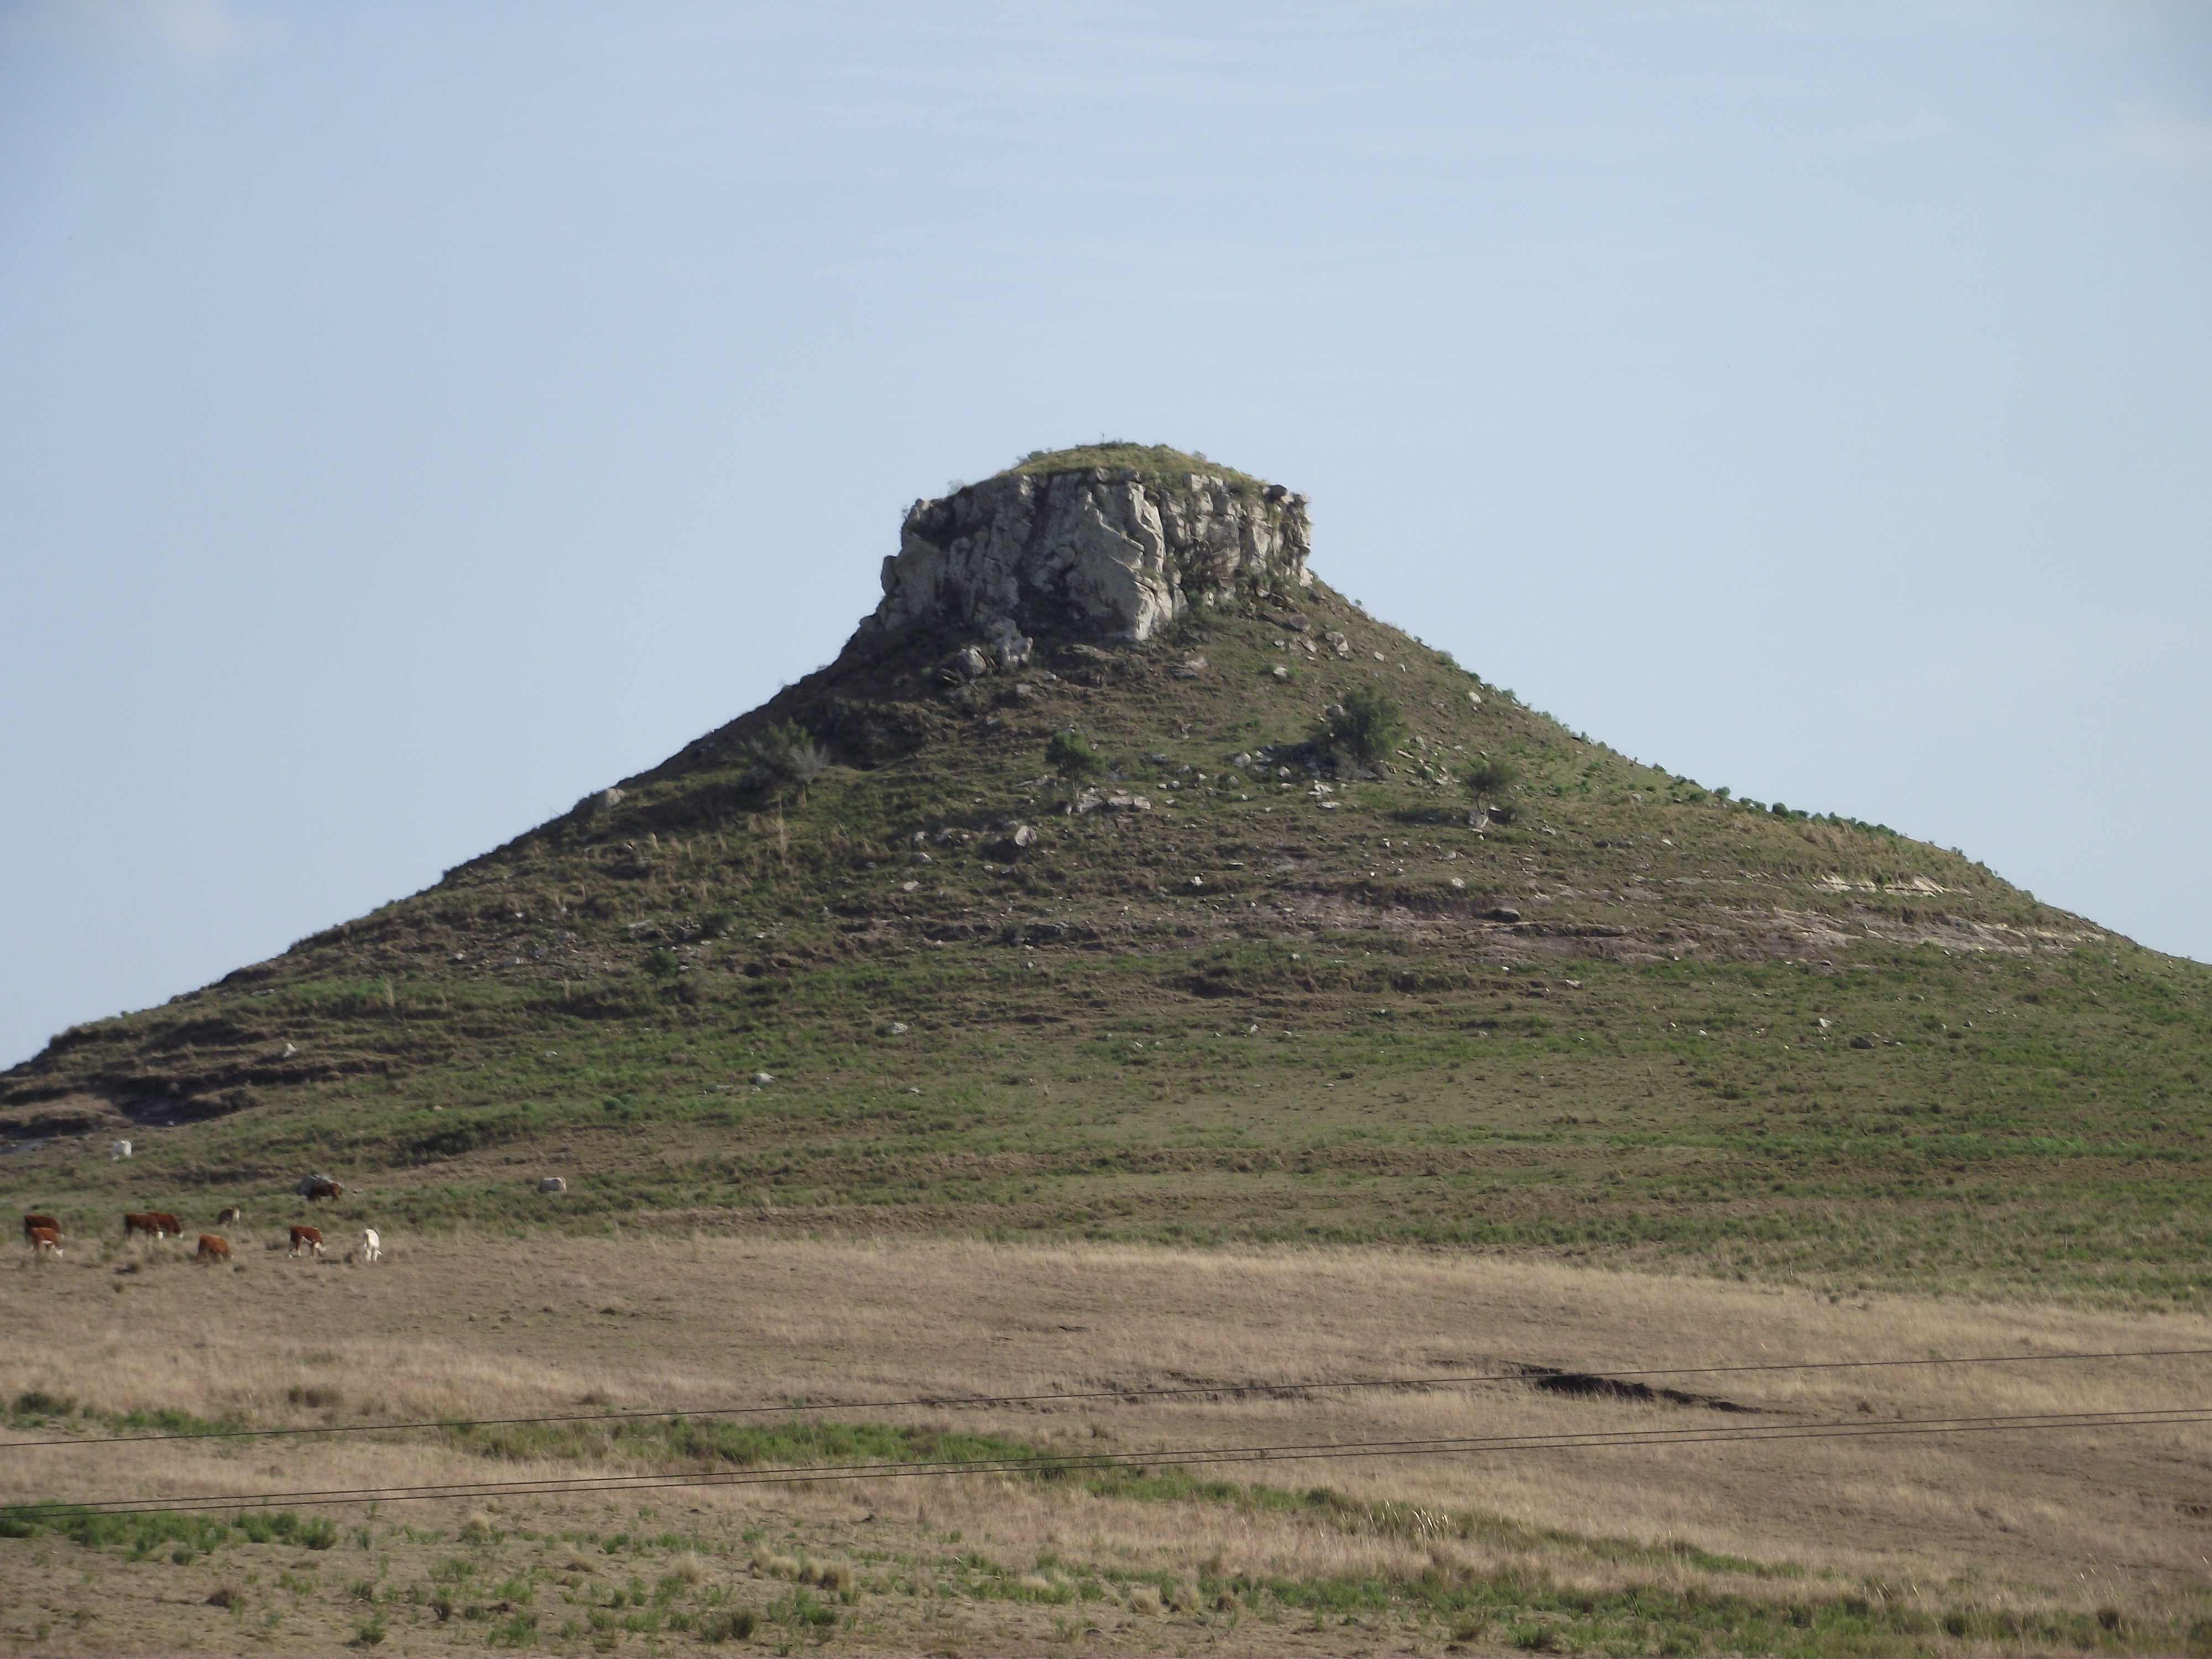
[1,1235,2208,1655]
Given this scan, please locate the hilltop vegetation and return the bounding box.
[4,467,2206,1308]
[1001,441,1269,494]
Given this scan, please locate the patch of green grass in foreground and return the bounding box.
[450,1412,1794,1584]
[0,1505,335,1556]
[3,1390,243,1442]
[9,1465,2204,1657]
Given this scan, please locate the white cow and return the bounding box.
[109,1139,132,1161]
[361,1228,382,1264]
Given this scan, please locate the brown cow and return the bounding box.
[27,1226,62,1258]
[23,1213,59,1241]
[304,1181,343,1203]
[288,1225,324,1259]
[124,1212,182,1239]
[216,1206,243,1226]
[195,1234,232,1264]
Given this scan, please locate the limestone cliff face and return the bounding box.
[858,466,1311,651]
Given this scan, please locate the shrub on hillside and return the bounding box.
[740,722,828,798]
[1311,686,1402,765]
[1046,728,1104,784]
[1463,754,1520,809]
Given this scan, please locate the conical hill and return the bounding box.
[6,448,2206,1305]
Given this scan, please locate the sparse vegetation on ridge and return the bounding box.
[1001,441,1270,494]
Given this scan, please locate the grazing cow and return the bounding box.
[288,1225,325,1259]
[23,1214,59,1242]
[216,1206,243,1226]
[359,1228,382,1263]
[304,1180,343,1203]
[124,1212,182,1239]
[195,1234,232,1264]
[27,1226,62,1258]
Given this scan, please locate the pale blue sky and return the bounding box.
[3,1,2208,1065]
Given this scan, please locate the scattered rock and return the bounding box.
[886,1022,910,1035]
[589,787,625,813]
[1073,791,1151,814]
[1270,664,1290,680]
[1449,877,1466,891]
[987,618,1033,669]
[536,1176,567,1194]
[984,822,1037,860]
[1485,906,1522,924]
[1323,630,1349,656]
[1850,1035,1876,1050]
[1467,690,1483,708]
[750,1072,776,1086]
[946,645,992,681]
[1173,655,1208,678]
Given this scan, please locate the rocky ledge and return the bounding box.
[857,456,1311,655]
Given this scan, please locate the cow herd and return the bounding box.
[21,1187,384,1270]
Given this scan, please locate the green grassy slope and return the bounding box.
[6,458,2206,1303]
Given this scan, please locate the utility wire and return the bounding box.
[2,1345,2204,1454]
[10,1405,2208,1519]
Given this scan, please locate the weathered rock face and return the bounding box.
[858,467,1311,647]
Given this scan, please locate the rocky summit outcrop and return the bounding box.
[858,461,1311,652]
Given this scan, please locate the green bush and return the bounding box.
[701,1608,758,1641]
[1046,729,1104,783]
[1462,755,1519,806]
[740,722,828,797]
[1311,686,1402,764]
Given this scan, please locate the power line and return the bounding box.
[3,1344,2203,1454]
[10,1405,2208,1520]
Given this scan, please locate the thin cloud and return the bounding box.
[2112,102,2212,180]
